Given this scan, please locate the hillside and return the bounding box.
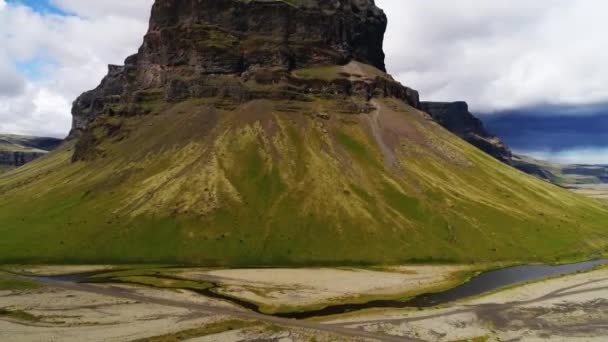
[0,134,63,173]
[0,0,607,265]
[419,102,512,164]
[417,102,608,190]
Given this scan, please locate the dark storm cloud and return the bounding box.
[479,105,608,152]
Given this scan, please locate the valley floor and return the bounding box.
[0,265,607,341]
[568,183,608,202]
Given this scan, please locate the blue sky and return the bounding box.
[7,1,67,81]
[0,0,152,138]
[6,0,68,15]
[16,57,54,81]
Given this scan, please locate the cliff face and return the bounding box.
[419,101,513,164]
[0,135,63,172]
[144,0,388,75]
[0,151,45,168]
[70,0,412,143]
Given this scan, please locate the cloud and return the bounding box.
[51,0,153,19]
[0,54,26,97]
[0,0,152,137]
[2,0,608,138]
[377,0,608,112]
[0,84,71,137]
[521,148,608,165]
[480,105,608,164]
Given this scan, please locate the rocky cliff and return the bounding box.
[0,151,44,168]
[419,101,513,164]
[70,0,418,148]
[0,135,63,172]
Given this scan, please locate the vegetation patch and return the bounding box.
[132,319,256,342]
[0,99,607,265]
[0,308,40,322]
[0,272,42,290]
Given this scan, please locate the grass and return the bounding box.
[132,319,256,342]
[0,98,607,266]
[0,271,42,290]
[451,337,489,342]
[0,165,13,174]
[0,308,40,322]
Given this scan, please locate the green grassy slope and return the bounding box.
[1,98,607,265]
[0,165,12,174]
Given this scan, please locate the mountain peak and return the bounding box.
[419,101,513,164]
[69,0,418,155]
[147,0,387,71]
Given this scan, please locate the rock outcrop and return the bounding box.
[70,0,420,146]
[144,0,388,75]
[419,101,512,164]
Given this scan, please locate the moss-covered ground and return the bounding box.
[0,98,607,265]
[0,271,42,290]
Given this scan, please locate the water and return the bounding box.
[33,259,608,319]
[405,259,608,308]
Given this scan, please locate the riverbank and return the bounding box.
[329,265,608,341]
[1,263,608,341]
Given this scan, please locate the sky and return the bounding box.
[481,105,608,165]
[1,0,607,163]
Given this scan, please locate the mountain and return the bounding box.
[416,102,608,188]
[419,102,513,164]
[0,134,63,173]
[512,154,608,185]
[511,155,608,202]
[1,0,607,265]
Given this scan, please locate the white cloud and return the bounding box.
[0,54,25,97]
[520,148,608,165]
[0,84,71,137]
[378,0,608,112]
[0,0,152,137]
[1,0,608,137]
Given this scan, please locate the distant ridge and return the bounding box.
[0,134,63,173]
